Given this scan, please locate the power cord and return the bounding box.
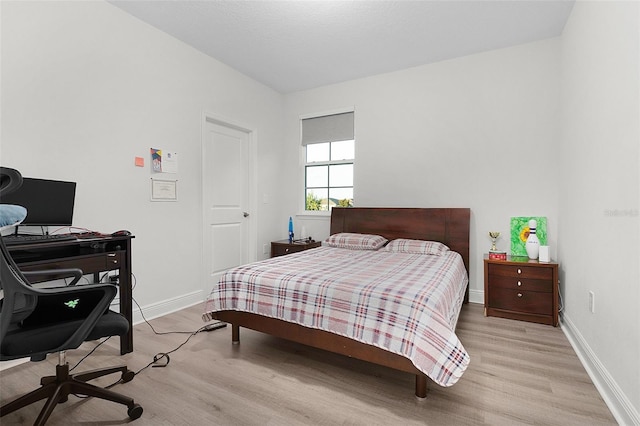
[558,282,564,313]
[69,273,226,393]
[113,272,222,337]
[96,320,222,391]
[132,296,202,336]
[69,337,111,373]
[69,316,223,396]
[130,323,212,375]
[128,292,227,376]
[49,226,95,235]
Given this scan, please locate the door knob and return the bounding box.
[243,212,250,218]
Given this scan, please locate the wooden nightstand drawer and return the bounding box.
[272,244,306,256]
[488,275,552,292]
[488,263,552,280]
[271,239,322,257]
[484,255,559,326]
[488,288,552,316]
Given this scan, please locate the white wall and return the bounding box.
[284,39,562,302]
[1,1,285,315]
[559,1,639,423]
[284,9,639,419]
[2,1,638,421]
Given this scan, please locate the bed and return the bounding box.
[202,207,471,398]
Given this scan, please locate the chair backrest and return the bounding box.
[0,166,38,344]
[0,237,40,344]
[0,166,23,199]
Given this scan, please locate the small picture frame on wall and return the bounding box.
[151,179,177,201]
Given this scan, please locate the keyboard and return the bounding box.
[2,234,78,246]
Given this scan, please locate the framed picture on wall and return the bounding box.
[151,179,177,201]
[510,216,547,256]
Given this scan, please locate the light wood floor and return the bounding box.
[0,303,616,425]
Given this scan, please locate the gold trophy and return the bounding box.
[488,231,500,252]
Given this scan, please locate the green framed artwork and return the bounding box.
[510,216,547,256]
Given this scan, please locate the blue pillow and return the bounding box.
[0,204,27,231]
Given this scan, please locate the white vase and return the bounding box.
[525,219,540,260]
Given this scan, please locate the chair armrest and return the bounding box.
[17,283,120,351]
[22,268,83,286]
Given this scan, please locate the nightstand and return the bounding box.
[271,239,322,257]
[484,254,559,326]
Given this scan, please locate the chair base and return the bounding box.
[0,363,142,425]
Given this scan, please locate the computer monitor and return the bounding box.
[0,177,76,226]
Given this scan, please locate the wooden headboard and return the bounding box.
[330,207,471,277]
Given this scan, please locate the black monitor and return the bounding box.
[0,177,76,226]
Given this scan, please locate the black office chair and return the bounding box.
[0,166,142,425]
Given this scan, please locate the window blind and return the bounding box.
[301,112,354,146]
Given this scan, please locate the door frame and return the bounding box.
[201,111,258,289]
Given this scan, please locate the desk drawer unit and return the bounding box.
[484,257,559,326]
[19,251,124,278]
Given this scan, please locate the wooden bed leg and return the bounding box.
[415,374,428,399]
[232,324,240,345]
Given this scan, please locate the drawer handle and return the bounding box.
[285,248,290,252]
[517,293,523,298]
[517,268,522,274]
[517,281,522,287]
[107,253,116,257]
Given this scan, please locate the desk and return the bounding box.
[8,235,135,355]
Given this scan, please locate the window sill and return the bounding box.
[296,211,331,220]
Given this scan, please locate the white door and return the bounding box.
[202,117,252,292]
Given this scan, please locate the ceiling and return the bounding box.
[108,0,575,94]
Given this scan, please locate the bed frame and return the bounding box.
[211,207,471,398]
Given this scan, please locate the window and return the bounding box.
[301,112,354,211]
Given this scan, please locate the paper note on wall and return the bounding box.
[150,149,178,174]
[162,151,178,174]
[151,148,162,173]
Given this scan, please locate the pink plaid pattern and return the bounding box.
[203,247,469,387]
[383,239,450,255]
[324,233,388,250]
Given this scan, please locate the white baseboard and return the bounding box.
[130,290,205,325]
[561,313,640,426]
[0,358,28,371]
[468,288,484,304]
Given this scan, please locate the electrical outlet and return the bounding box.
[263,243,269,255]
[589,291,595,313]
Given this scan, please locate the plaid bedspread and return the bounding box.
[202,246,470,387]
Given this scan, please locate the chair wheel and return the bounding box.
[121,370,135,383]
[128,403,143,420]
